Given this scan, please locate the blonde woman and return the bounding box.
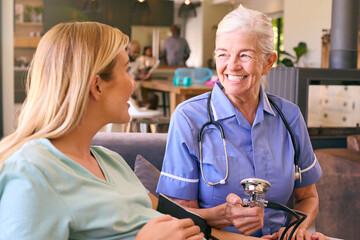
[0,22,205,240]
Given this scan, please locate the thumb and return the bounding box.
[226,193,242,205]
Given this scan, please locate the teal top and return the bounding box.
[0,138,163,240]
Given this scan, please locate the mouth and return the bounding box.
[226,74,248,81]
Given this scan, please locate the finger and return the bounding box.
[178,218,196,228]
[183,225,202,238]
[231,214,263,228]
[261,233,279,240]
[261,235,275,240]
[311,232,329,240]
[186,232,205,240]
[277,227,285,240]
[226,193,242,205]
[294,229,309,240]
[150,214,173,223]
[238,221,263,236]
[304,231,311,240]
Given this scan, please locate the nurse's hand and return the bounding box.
[262,229,329,240]
[135,214,204,240]
[225,193,264,235]
[311,232,329,240]
[262,226,310,240]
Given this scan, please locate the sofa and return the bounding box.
[314,135,360,240]
[91,132,360,240]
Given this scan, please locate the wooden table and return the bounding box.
[141,79,213,115]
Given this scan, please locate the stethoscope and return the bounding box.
[198,92,301,186]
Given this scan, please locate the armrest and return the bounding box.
[347,134,360,152]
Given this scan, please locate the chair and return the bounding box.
[106,98,163,133]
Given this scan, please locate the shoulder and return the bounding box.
[174,92,209,117]
[3,138,57,169]
[0,139,65,201]
[169,93,209,131]
[266,93,302,125]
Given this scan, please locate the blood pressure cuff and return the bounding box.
[157,193,213,239]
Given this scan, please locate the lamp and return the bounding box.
[178,0,200,18]
[132,0,151,16]
[83,0,103,13]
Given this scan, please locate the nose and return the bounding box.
[227,55,243,71]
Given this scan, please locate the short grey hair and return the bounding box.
[216,5,274,59]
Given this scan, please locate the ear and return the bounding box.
[89,74,103,101]
[262,52,278,75]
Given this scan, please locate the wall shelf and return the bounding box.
[15,22,43,27]
[14,36,41,48]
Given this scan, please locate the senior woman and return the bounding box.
[157,5,322,239]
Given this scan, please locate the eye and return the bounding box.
[216,53,229,60]
[239,53,253,62]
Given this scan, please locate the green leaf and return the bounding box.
[293,42,307,61]
[281,58,294,67]
[279,50,295,59]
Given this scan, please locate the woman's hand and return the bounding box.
[135,215,204,240]
[262,228,329,240]
[310,232,329,240]
[225,193,264,235]
[262,226,309,240]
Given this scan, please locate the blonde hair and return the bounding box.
[216,5,274,59]
[0,22,129,165]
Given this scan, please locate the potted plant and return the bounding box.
[279,42,308,67]
[33,6,43,22]
[23,5,32,22]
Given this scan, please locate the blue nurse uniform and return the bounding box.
[156,83,322,237]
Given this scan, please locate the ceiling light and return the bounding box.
[132,0,151,16]
[83,0,103,13]
[178,1,200,18]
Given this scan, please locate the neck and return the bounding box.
[225,88,260,125]
[50,106,103,161]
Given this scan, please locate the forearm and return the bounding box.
[171,197,231,229]
[185,204,232,229]
[292,194,318,230]
[211,228,260,240]
[292,184,319,231]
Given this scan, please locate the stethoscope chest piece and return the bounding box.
[241,178,271,207]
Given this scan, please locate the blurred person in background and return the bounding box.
[162,24,191,66]
[127,41,158,110]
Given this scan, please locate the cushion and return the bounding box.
[315,149,360,239]
[134,154,160,198]
[347,134,360,152]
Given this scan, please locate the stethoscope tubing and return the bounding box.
[198,91,301,186]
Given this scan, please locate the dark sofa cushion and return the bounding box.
[314,148,360,240]
[134,154,160,198]
[91,132,167,170]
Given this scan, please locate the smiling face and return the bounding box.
[215,30,274,103]
[101,49,135,124]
